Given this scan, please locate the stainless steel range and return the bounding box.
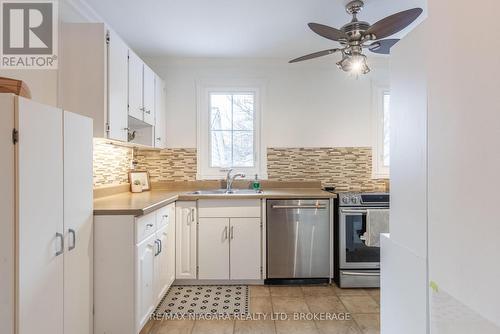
[334,192,389,288]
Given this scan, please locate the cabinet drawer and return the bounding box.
[198,199,261,218]
[136,211,156,243]
[156,203,174,230]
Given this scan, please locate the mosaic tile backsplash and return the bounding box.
[93,143,388,192]
[135,148,197,182]
[267,147,388,192]
[93,140,133,186]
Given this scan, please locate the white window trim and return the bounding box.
[372,84,390,179]
[196,79,267,180]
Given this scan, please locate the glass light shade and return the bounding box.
[337,53,371,75]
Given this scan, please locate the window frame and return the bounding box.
[372,84,390,179]
[196,80,266,180]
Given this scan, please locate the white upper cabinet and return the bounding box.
[128,49,144,121]
[107,29,129,141]
[60,23,165,148]
[155,75,167,148]
[143,65,156,125]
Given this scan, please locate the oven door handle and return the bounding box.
[272,205,327,209]
[341,209,368,214]
[341,271,380,277]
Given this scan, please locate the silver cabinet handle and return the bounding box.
[158,239,162,254]
[55,232,64,256]
[146,223,154,228]
[230,226,234,240]
[156,137,161,141]
[191,208,195,223]
[154,240,160,256]
[68,228,76,251]
[341,271,380,277]
[145,109,151,114]
[139,107,145,111]
[271,205,327,209]
[223,226,228,240]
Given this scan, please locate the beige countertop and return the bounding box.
[93,187,337,216]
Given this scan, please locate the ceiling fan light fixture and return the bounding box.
[337,53,370,75]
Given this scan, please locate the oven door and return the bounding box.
[339,208,383,269]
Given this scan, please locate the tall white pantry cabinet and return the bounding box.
[0,94,93,334]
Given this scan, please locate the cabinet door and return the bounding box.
[198,218,230,280]
[165,205,176,287]
[63,111,93,334]
[230,218,261,280]
[175,202,197,279]
[128,49,144,121]
[154,226,169,303]
[136,234,156,331]
[154,75,167,148]
[143,64,155,125]
[107,29,129,141]
[17,98,64,334]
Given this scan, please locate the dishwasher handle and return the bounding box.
[271,204,327,209]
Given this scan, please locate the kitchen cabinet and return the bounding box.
[60,23,165,147]
[128,49,144,121]
[136,233,156,330]
[155,74,167,148]
[230,218,262,280]
[197,200,262,281]
[198,218,230,280]
[143,64,156,125]
[107,29,129,141]
[175,202,197,279]
[0,95,93,334]
[94,202,176,334]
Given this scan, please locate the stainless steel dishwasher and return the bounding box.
[267,199,330,281]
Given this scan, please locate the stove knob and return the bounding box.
[351,197,358,204]
[342,197,349,204]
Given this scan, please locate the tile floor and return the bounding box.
[143,284,380,334]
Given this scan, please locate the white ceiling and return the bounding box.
[83,0,426,58]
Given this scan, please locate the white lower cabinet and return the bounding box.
[175,202,197,279]
[198,218,230,280]
[94,202,176,334]
[230,218,262,280]
[197,200,262,281]
[136,233,156,330]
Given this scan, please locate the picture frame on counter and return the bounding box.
[129,170,151,191]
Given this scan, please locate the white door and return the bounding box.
[107,29,129,141]
[198,218,230,280]
[128,49,144,121]
[143,64,155,125]
[16,97,64,334]
[154,226,169,303]
[63,111,93,334]
[136,233,156,331]
[154,75,167,148]
[230,218,261,280]
[175,202,197,279]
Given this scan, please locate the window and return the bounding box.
[372,85,390,178]
[197,81,264,179]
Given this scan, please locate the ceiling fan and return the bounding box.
[290,0,423,75]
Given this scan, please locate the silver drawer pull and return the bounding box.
[341,209,368,214]
[230,226,234,240]
[68,228,76,251]
[341,271,380,277]
[55,232,64,256]
[146,223,154,228]
[272,205,327,209]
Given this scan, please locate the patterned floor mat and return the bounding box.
[155,285,249,316]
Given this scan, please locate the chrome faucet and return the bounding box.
[225,169,246,193]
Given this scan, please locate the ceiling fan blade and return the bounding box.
[289,49,340,63]
[368,39,399,54]
[364,8,423,40]
[308,23,348,42]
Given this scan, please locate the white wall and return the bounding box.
[145,57,390,148]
